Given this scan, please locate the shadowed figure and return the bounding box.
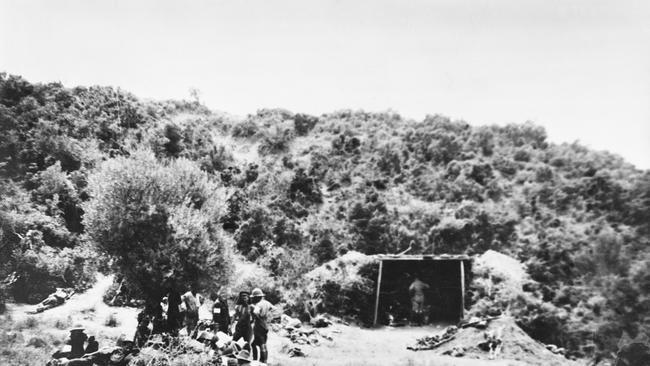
[409,274,430,325]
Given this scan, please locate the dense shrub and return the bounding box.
[11,244,98,303]
[294,113,319,136]
[234,204,273,258]
[231,119,259,138]
[300,252,378,324]
[84,150,232,302]
[288,168,322,205]
[311,237,337,264]
[258,127,294,155]
[347,193,392,254]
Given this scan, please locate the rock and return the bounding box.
[310,315,332,328]
[27,336,48,348]
[443,346,466,357]
[281,314,302,329]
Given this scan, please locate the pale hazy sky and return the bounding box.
[1,0,649,169]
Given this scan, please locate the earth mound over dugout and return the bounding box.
[434,316,575,366]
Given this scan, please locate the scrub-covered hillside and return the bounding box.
[1,73,648,360]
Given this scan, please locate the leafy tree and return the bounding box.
[30,162,83,232]
[83,150,232,303]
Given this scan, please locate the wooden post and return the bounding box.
[373,260,384,326]
[459,260,465,320]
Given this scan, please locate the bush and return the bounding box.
[294,113,319,136]
[230,259,282,305]
[198,145,233,173]
[513,149,531,162]
[288,168,322,206]
[104,312,120,327]
[53,316,72,330]
[231,119,259,138]
[11,244,98,303]
[311,237,336,264]
[301,252,378,324]
[30,161,83,233]
[84,150,232,303]
[16,317,38,330]
[234,204,273,258]
[102,277,143,306]
[258,127,294,155]
[162,123,184,157]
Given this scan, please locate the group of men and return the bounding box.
[136,285,275,364]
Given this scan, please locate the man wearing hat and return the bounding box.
[250,288,274,363]
[212,290,231,334]
[232,291,253,347]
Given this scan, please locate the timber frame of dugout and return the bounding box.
[371,254,471,326]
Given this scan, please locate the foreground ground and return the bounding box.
[0,276,581,366]
[268,324,541,366]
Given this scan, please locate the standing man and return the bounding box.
[251,288,274,363]
[167,288,182,336]
[408,273,430,325]
[181,286,202,335]
[211,290,231,334]
[232,291,253,347]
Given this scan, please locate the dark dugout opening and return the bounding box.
[373,256,472,326]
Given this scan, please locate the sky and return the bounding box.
[1,0,649,169]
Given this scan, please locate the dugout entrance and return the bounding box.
[372,254,471,326]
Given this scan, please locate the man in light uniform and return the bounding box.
[250,288,274,363]
[181,286,202,335]
[409,274,430,325]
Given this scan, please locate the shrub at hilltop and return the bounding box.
[83,150,232,305]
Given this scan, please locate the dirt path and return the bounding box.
[267,324,530,366]
[2,279,581,366]
[8,274,113,319]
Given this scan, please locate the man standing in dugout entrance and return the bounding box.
[409,273,430,325]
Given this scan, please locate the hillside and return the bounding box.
[1,72,649,362]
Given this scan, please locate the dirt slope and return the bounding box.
[433,317,577,366]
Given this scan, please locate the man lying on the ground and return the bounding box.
[31,288,74,313]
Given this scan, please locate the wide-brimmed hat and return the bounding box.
[235,349,252,361]
[251,288,264,297]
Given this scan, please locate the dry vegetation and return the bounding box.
[1,73,649,365]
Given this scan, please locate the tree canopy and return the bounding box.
[83,150,232,301]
